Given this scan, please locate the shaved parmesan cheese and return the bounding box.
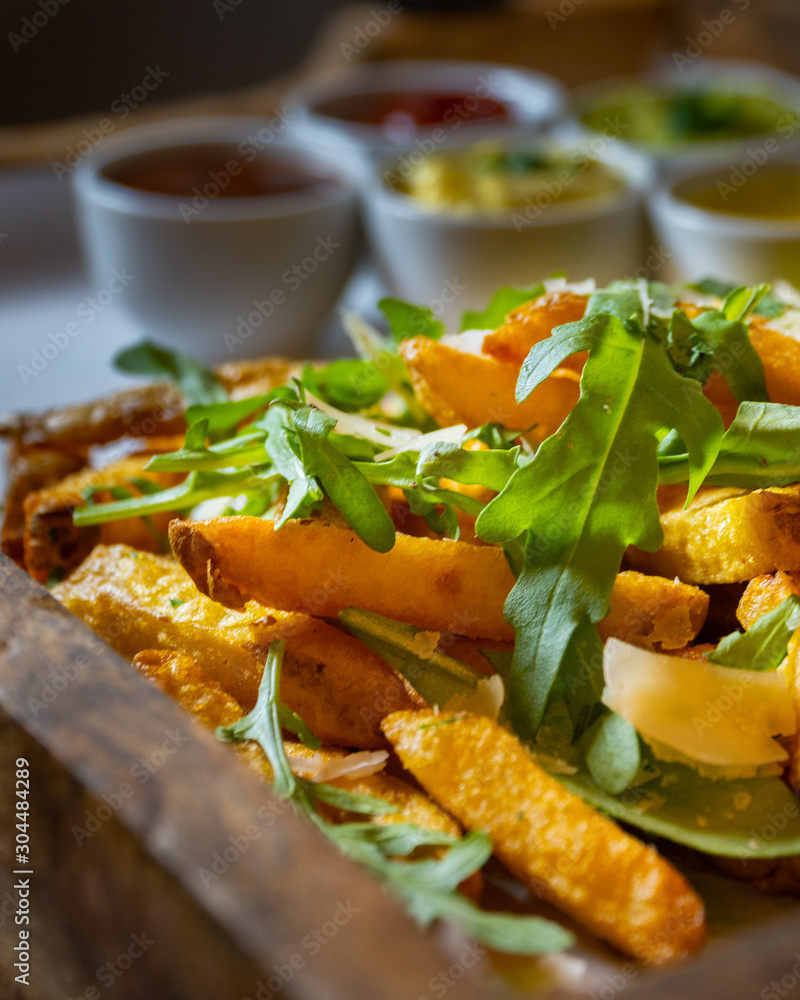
[305,391,421,446]
[287,750,388,782]
[442,674,505,721]
[440,329,492,355]
[374,423,468,462]
[602,639,796,777]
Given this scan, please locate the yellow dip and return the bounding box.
[390,147,625,216]
[686,166,800,222]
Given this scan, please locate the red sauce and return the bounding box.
[102,144,331,198]
[315,90,511,138]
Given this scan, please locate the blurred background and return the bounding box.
[1,0,799,134]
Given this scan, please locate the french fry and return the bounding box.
[399,337,580,447]
[133,648,461,842]
[628,485,800,584]
[704,317,800,427]
[0,383,187,449]
[737,571,800,629]
[22,457,181,584]
[597,570,709,650]
[53,545,419,748]
[382,710,706,964]
[1,446,86,565]
[171,517,711,650]
[171,516,517,641]
[482,290,588,369]
[736,576,800,796]
[0,356,300,449]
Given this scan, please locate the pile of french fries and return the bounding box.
[6,287,800,969]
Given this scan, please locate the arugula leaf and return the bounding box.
[338,607,483,706]
[113,339,228,406]
[257,404,324,524]
[477,285,724,740]
[459,284,544,332]
[582,710,641,795]
[707,596,800,671]
[73,468,260,525]
[292,406,396,552]
[689,278,786,319]
[667,296,768,402]
[217,640,572,955]
[563,754,800,859]
[146,430,267,472]
[217,640,298,797]
[184,391,284,436]
[659,401,800,489]
[301,360,389,412]
[379,298,444,343]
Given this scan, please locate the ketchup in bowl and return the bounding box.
[314,90,511,141]
[101,143,333,199]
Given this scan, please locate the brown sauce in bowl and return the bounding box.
[102,143,332,198]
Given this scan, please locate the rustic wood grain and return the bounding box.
[0,554,490,1000]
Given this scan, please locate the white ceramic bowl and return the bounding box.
[72,117,360,364]
[649,160,800,286]
[285,59,566,161]
[361,139,654,326]
[567,59,800,180]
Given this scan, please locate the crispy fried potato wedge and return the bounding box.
[628,485,800,584]
[1,446,86,565]
[0,383,187,448]
[22,457,181,584]
[170,516,518,641]
[54,545,418,748]
[0,356,300,449]
[171,517,711,650]
[482,290,588,369]
[399,337,580,447]
[737,570,800,629]
[704,317,800,427]
[382,710,706,964]
[597,571,709,650]
[133,648,459,842]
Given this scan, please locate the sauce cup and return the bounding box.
[72,117,360,364]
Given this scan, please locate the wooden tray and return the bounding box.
[2,552,800,1000]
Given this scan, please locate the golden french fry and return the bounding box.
[132,647,460,841]
[597,570,708,650]
[382,710,706,964]
[399,336,580,447]
[0,356,300,450]
[482,290,588,368]
[23,456,181,584]
[628,485,800,584]
[1,446,86,566]
[171,516,711,652]
[54,545,418,748]
[737,571,800,629]
[170,516,518,641]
